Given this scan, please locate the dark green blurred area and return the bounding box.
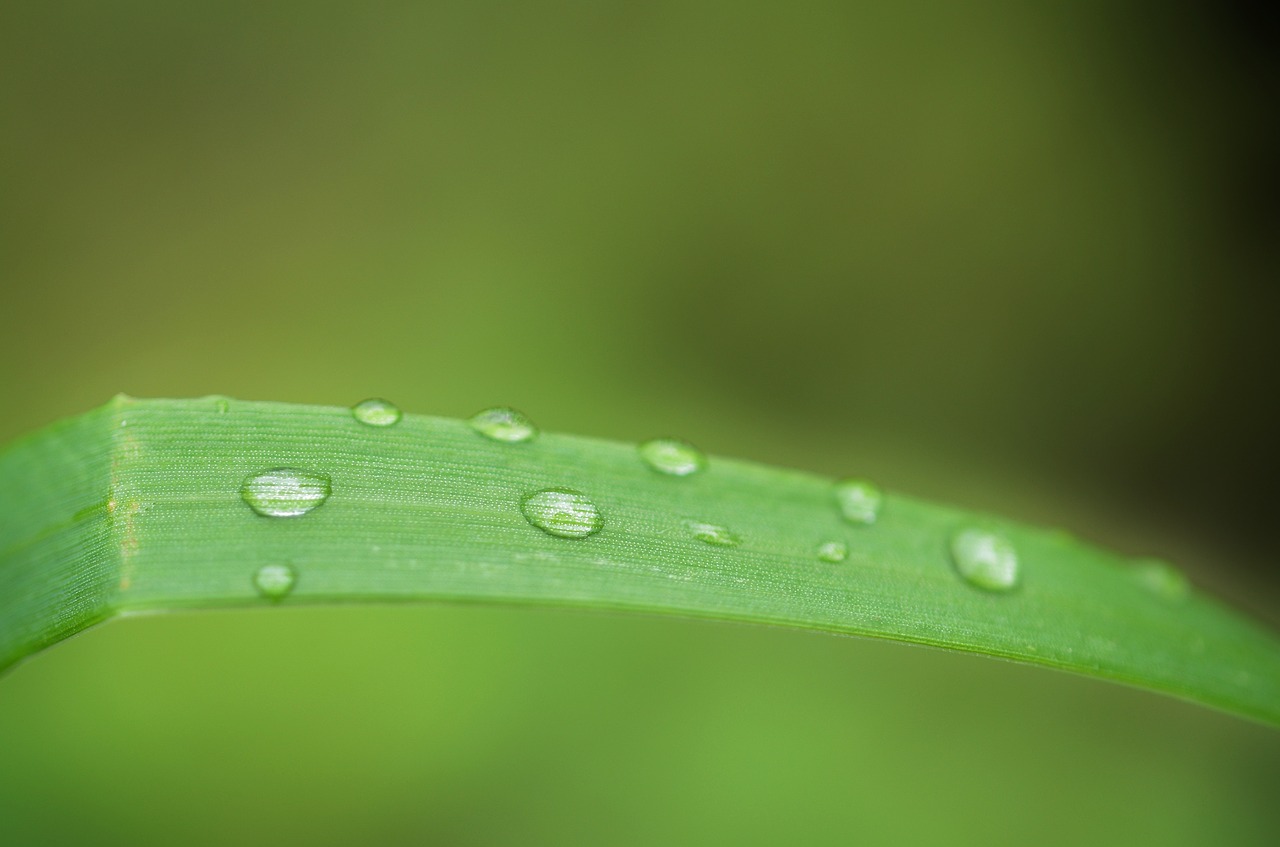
[1,2,1277,844]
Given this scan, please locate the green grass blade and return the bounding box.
[2,395,1278,724]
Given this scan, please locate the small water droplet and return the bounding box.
[214,398,230,414]
[471,407,537,443]
[950,527,1019,592]
[687,521,739,547]
[817,540,848,562]
[352,398,402,427]
[521,488,602,538]
[834,479,882,525]
[253,563,297,600]
[241,468,332,517]
[1133,558,1189,602]
[638,438,706,476]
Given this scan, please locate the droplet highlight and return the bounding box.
[950,527,1019,592]
[638,438,706,477]
[254,563,297,600]
[687,521,739,547]
[1133,558,1189,602]
[817,540,848,563]
[521,488,602,538]
[352,398,402,427]
[834,479,882,525]
[241,468,332,518]
[471,407,537,443]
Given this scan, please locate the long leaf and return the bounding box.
[2,395,1277,724]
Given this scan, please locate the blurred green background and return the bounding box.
[2,2,1277,844]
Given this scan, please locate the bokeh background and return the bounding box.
[1,2,1277,844]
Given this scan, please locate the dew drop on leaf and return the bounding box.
[352,398,402,427]
[241,468,332,518]
[688,521,739,547]
[834,479,882,525]
[1133,558,1189,602]
[817,540,848,563]
[471,407,537,443]
[253,563,297,600]
[950,527,1019,592]
[638,438,706,477]
[521,488,602,538]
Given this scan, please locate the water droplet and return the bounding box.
[638,438,705,477]
[950,527,1019,592]
[1133,558,1189,602]
[214,398,230,414]
[471,407,537,443]
[817,540,848,562]
[521,488,602,538]
[253,563,297,600]
[352,398,402,427]
[687,521,739,547]
[241,468,332,518]
[834,479,882,525]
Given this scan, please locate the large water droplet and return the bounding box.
[254,563,297,600]
[834,479,882,525]
[471,407,537,443]
[687,521,739,547]
[241,468,332,517]
[352,398,402,427]
[817,540,848,563]
[950,527,1019,591]
[1133,558,1189,602]
[638,438,706,477]
[521,488,602,538]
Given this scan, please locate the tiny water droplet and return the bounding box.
[241,468,332,517]
[950,527,1019,592]
[817,540,848,562]
[687,521,739,547]
[254,563,297,600]
[214,398,230,414]
[638,438,705,477]
[521,488,602,538]
[352,398,402,427]
[834,479,882,525]
[1133,558,1189,602]
[471,407,537,443]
